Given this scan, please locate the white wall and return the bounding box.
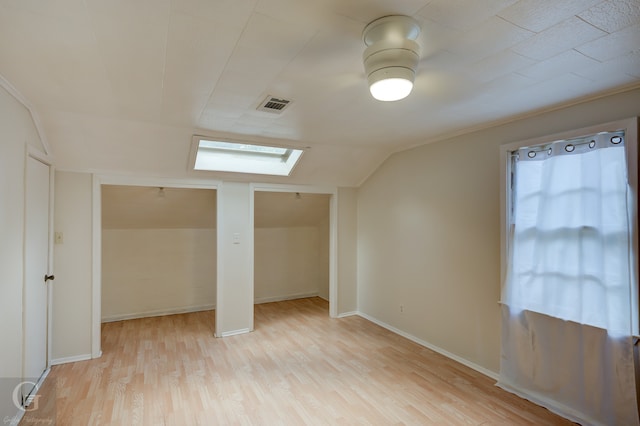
[318,214,330,301]
[0,83,47,417]
[217,182,253,336]
[102,228,216,321]
[52,172,93,362]
[254,227,325,303]
[357,87,640,374]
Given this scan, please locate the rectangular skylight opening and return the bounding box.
[192,137,303,176]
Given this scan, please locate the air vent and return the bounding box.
[257,96,291,114]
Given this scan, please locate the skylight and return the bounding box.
[192,137,303,176]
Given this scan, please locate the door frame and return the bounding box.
[23,146,54,395]
[91,175,221,358]
[250,183,338,319]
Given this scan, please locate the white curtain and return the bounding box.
[499,131,639,425]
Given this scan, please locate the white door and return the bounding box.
[23,155,51,401]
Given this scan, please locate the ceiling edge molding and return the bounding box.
[0,73,53,160]
[397,82,640,155]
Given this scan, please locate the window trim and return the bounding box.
[189,136,304,176]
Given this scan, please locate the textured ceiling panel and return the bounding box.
[498,0,602,32]
[518,50,600,81]
[465,50,535,84]
[576,24,640,61]
[446,16,533,63]
[85,0,170,121]
[0,0,638,186]
[416,0,519,31]
[578,0,640,32]
[511,16,607,61]
[160,11,243,126]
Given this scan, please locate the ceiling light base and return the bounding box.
[362,15,421,102]
[362,15,420,46]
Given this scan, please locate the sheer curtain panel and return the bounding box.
[499,127,639,425]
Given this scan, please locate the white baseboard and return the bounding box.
[51,353,92,366]
[357,312,499,381]
[7,409,23,426]
[496,381,594,426]
[254,292,318,304]
[101,304,215,323]
[216,328,251,338]
[337,311,358,318]
[5,368,52,425]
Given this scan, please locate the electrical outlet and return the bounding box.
[400,305,404,313]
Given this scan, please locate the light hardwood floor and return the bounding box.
[23,298,575,425]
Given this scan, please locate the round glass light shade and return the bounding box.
[369,77,413,101]
[367,66,415,101]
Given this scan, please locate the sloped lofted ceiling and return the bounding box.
[102,185,217,229]
[1,0,639,186]
[254,191,330,228]
[101,185,329,229]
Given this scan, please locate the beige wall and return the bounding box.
[52,171,93,362]
[103,224,328,320]
[254,226,326,303]
[253,190,331,305]
[357,87,640,374]
[337,187,358,314]
[102,228,216,321]
[318,214,330,301]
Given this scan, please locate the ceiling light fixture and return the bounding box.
[362,15,421,102]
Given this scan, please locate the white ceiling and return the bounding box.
[1,0,639,186]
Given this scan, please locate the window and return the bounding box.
[504,130,633,333]
[191,137,303,176]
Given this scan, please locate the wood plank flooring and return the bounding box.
[22,297,575,425]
